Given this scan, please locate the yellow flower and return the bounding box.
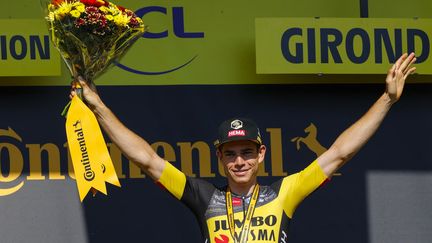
[114,14,131,27]
[108,6,120,15]
[48,4,56,12]
[106,3,121,15]
[54,2,73,19]
[58,2,73,12]
[75,4,85,13]
[72,1,83,7]
[47,12,55,22]
[99,6,109,13]
[105,15,114,21]
[69,10,81,18]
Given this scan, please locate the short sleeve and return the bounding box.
[157,161,187,200]
[279,160,328,218]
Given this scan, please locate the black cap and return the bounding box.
[214,118,262,147]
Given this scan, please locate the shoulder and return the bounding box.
[271,160,328,195]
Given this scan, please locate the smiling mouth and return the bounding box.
[233,169,249,176]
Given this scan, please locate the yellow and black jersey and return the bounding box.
[157,160,328,243]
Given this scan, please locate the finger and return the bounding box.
[404,67,417,80]
[386,64,396,83]
[389,63,396,73]
[402,53,416,71]
[71,78,80,88]
[395,53,408,70]
[70,83,78,93]
[389,63,396,75]
[400,52,415,72]
[87,81,98,93]
[404,56,417,74]
[77,76,88,88]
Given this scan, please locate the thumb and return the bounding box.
[76,76,88,88]
[79,77,98,93]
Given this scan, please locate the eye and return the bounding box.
[241,150,255,158]
[224,152,235,158]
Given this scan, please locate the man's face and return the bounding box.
[217,140,266,186]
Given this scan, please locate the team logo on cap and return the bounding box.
[230,119,243,130]
[228,130,246,137]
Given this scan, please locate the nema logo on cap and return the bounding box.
[231,119,243,129]
[228,130,246,137]
[214,118,262,147]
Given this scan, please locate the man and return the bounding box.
[71,53,416,242]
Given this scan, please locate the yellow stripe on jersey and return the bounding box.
[158,161,187,200]
[280,160,328,218]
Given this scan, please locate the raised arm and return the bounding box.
[70,79,166,180]
[317,53,417,178]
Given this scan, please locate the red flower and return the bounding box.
[129,18,139,27]
[124,10,134,17]
[80,0,108,7]
[75,18,86,27]
[117,5,126,12]
[86,6,99,12]
[51,0,65,6]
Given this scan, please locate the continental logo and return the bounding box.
[72,121,95,182]
[0,124,326,197]
[115,6,204,75]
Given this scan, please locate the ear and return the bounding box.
[257,145,266,164]
[216,148,222,160]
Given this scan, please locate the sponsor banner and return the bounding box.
[0,20,60,76]
[0,0,383,85]
[0,85,431,242]
[65,97,121,202]
[256,18,432,74]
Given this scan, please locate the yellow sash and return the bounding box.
[66,96,121,201]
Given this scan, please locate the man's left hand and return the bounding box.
[385,52,417,104]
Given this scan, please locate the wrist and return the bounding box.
[91,98,107,116]
[381,92,396,107]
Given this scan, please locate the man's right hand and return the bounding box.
[70,77,103,111]
[68,77,166,180]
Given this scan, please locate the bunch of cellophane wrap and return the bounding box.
[42,0,145,84]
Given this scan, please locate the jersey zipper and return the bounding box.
[242,196,246,222]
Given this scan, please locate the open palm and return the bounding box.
[385,53,417,104]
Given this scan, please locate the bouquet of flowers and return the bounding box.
[42,0,145,86]
[41,0,145,201]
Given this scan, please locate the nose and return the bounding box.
[234,155,245,166]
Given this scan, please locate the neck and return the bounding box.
[228,180,257,196]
